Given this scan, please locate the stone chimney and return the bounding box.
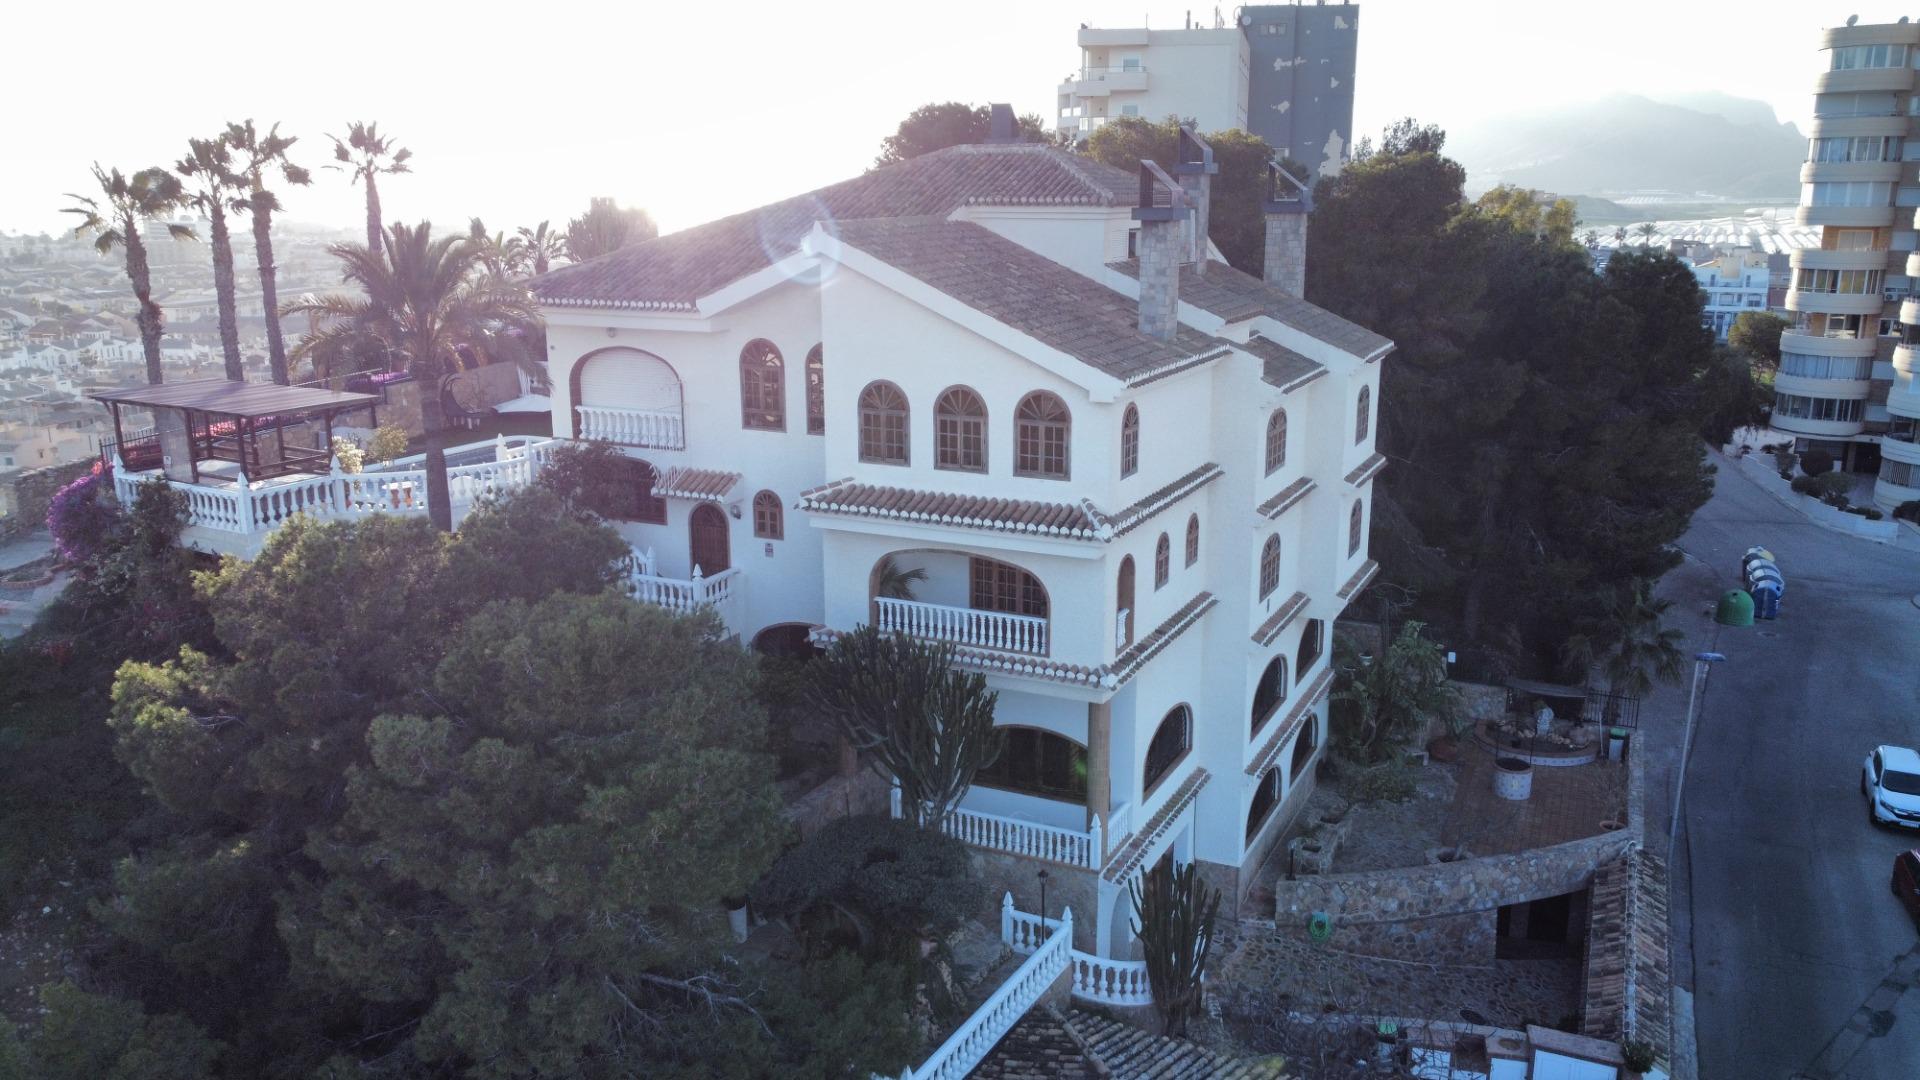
[1262,162,1313,298]
[985,103,1018,143]
[1133,161,1192,341]
[1173,126,1218,273]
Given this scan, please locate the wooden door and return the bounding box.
[690,504,730,575]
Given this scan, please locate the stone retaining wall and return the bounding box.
[972,850,1098,954]
[1,459,96,540]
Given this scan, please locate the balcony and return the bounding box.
[892,783,1130,871]
[1797,204,1897,228]
[1791,247,1894,272]
[876,596,1048,655]
[619,547,741,613]
[576,405,684,449]
[1059,65,1148,96]
[1800,160,1904,184]
[1891,350,1920,417]
[1906,251,1920,278]
[1814,67,1915,95]
[1787,286,1891,316]
[1808,115,1910,140]
[1781,328,1877,357]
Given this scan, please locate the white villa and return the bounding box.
[528,126,1390,962]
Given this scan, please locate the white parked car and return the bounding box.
[1863,745,1920,828]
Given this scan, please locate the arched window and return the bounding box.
[1246,768,1281,842]
[970,557,1048,617]
[1349,501,1364,556]
[1258,534,1281,600]
[1265,409,1287,475]
[1251,655,1288,736]
[935,386,988,472]
[1154,533,1171,589]
[975,727,1088,801]
[858,381,909,464]
[1116,556,1136,648]
[752,490,783,539]
[1184,514,1200,567]
[740,339,785,430]
[1297,618,1324,677]
[1120,404,1140,477]
[1290,716,1319,781]
[1144,704,1192,793]
[805,344,825,435]
[1015,391,1071,478]
[1355,385,1370,444]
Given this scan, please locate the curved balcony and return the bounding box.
[1890,350,1920,417]
[1787,287,1890,316]
[1906,251,1920,278]
[1792,247,1894,271]
[1775,371,1873,399]
[1798,204,1897,228]
[1821,24,1920,50]
[1800,160,1904,184]
[1809,114,1911,140]
[1772,414,1867,438]
[1883,428,1920,460]
[1781,328,1878,358]
[1814,67,1915,95]
[1903,296,1920,324]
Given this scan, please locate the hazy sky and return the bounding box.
[5,0,1864,240]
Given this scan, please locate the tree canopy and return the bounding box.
[566,197,658,262]
[1083,116,1295,273]
[875,102,1057,167]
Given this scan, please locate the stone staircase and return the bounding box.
[972,1006,1289,1079]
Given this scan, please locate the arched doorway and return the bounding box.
[1116,556,1136,648]
[690,503,730,574]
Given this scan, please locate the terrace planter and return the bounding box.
[1312,806,1352,849]
[1288,834,1333,875]
[1493,756,1533,801]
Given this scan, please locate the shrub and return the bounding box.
[1350,760,1418,804]
[1772,447,1797,475]
[1895,500,1920,522]
[1867,508,1885,521]
[46,464,120,564]
[1800,446,1835,475]
[1789,474,1816,494]
[536,440,657,521]
[1821,492,1850,509]
[752,815,984,961]
[328,436,365,474]
[1620,1038,1659,1073]
[363,424,410,464]
[1810,472,1854,497]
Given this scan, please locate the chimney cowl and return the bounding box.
[1263,160,1313,215]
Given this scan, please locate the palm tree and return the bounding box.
[565,197,657,262]
[1329,621,1460,764]
[1636,222,1659,248]
[468,217,524,279]
[223,120,310,386]
[62,165,191,384]
[516,220,568,276]
[327,121,411,254]
[1559,579,1687,708]
[175,135,246,380]
[1612,226,1627,246]
[283,222,537,526]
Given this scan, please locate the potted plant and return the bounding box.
[1619,1037,1658,1077]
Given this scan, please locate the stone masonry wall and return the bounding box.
[2,459,97,541]
[1263,212,1308,297]
[972,850,1099,955]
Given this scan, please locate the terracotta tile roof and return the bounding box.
[1104,766,1211,882]
[1239,333,1326,392]
[971,1006,1098,1079]
[1108,258,1395,360]
[531,144,1138,310]
[1061,1010,1286,1079]
[798,477,1107,540]
[1343,452,1387,487]
[1336,559,1379,601]
[1256,476,1315,520]
[655,466,741,500]
[1107,591,1216,685]
[1251,591,1309,647]
[1099,462,1222,538]
[835,218,1231,382]
[1246,666,1333,777]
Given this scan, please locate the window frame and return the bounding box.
[1246,767,1280,843]
[1014,391,1072,480]
[1258,534,1281,600]
[934,385,989,473]
[1143,704,1192,796]
[805,344,825,435]
[1265,409,1288,474]
[739,338,786,431]
[1184,513,1200,567]
[1355,385,1371,445]
[1154,532,1170,589]
[1289,716,1319,781]
[1349,501,1365,556]
[1120,404,1140,478]
[857,380,911,465]
[974,726,1089,803]
[1251,655,1288,737]
[752,490,783,540]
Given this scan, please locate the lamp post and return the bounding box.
[1036,869,1050,938]
[1669,649,1727,851]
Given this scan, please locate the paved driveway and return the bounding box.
[1650,452,1920,1079]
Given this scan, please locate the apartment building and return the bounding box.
[1055,4,1360,181]
[1692,247,1770,340]
[1785,18,1920,505]
[529,127,1390,957]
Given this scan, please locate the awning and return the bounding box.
[89,378,377,418]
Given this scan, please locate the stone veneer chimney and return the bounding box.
[1174,126,1218,274]
[1262,162,1313,298]
[1133,161,1192,341]
[985,103,1018,143]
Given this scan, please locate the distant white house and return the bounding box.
[1692,247,1770,340]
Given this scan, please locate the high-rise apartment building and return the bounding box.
[1055,4,1359,180]
[1786,18,1920,507]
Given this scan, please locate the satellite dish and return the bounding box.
[1847,14,1859,25]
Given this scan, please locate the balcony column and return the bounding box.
[1086,700,1112,838]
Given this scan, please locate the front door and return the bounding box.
[690,503,730,575]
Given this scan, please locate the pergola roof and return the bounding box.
[89,379,377,419]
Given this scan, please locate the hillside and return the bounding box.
[1446,93,1804,200]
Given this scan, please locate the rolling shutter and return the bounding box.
[577,348,681,411]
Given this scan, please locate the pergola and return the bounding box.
[90,379,380,483]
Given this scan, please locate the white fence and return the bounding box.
[576,405,685,450]
[874,596,1049,655]
[880,905,1074,1080]
[890,785,1124,871]
[1003,895,1159,1008]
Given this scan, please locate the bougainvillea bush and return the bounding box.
[46,463,121,565]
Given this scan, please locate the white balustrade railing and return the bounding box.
[881,905,1074,1080]
[623,553,741,613]
[874,597,1048,656]
[577,405,685,449]
[1002,895,1161,1009]
[890,784,1115,870]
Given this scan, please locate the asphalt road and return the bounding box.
[1651,452,1920,1079]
